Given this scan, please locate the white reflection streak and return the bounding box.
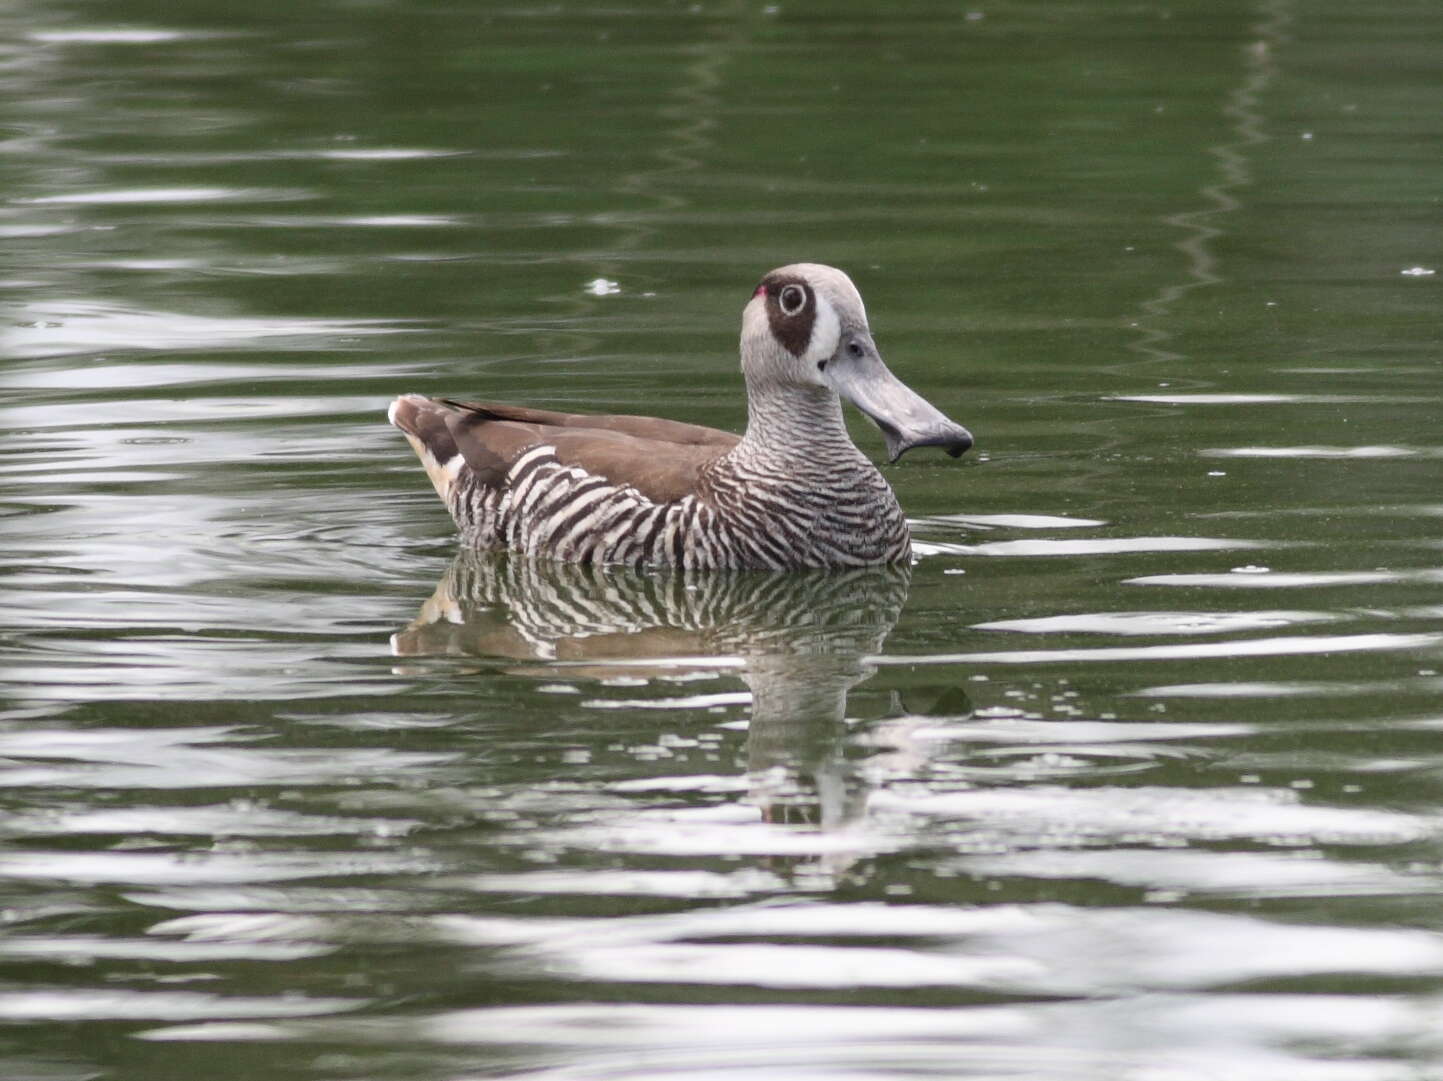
[19,187,303,204]
[874,632,1441,667]
[0,989,359,1021]
[28,29,196,44]
[1129,569,1443,588]
[1205,445,1443,459]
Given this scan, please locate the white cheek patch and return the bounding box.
[802,293,841,365]
[741,296,770,358]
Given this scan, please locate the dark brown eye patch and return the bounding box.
[759,276,816,357]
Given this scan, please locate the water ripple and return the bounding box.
[951,536,1267,558]
[0,989,359,1022]
[916,513,1107,530]
[1128,569,1443,589]
[1206,445,1443,459]
[3,300,411,358]
[1115,393,1426,405]
[20,187,310,205]
[27,28,208,45]
[878,632,1441,667]
[872,784,1430,848]
[1136,675,1443,699]
[973,610,1339,635]
[0,848,439,887]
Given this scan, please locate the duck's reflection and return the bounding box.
[392,552,932,833]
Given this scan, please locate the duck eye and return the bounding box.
[847,340,864,358]
[778,284,806,316]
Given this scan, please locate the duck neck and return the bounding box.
[737,382,862,468]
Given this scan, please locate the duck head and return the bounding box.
[740,263,973,462]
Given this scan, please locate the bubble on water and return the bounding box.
[585,278,621,296]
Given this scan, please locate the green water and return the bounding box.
[3,1,1443,1078]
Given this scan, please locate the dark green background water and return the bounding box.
[4,1,1443,1078]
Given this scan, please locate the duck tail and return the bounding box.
[388,394,466,503]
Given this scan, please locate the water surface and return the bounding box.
[3,1,1443,1078]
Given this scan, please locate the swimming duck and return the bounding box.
[388,263,971,569]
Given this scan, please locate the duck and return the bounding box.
[388,263,972,569]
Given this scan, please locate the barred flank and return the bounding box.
[438,442,908,569]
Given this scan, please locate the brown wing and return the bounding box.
[391,395,740,505]
[442,399,739,449]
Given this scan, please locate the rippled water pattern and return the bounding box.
[3,1,1443,1078]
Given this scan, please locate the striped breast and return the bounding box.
[695,451,912,569]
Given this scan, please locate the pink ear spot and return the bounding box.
[753,284,767,297]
